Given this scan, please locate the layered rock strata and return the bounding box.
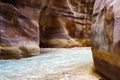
[92,0,120,80]
[40,0,94,47]
[0,0,40,59]
[0,0,94,59]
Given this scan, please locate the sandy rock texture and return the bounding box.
[0,0,40,59]
[0,0,94,59]
[40,0,94,47]
[92,0,120,80]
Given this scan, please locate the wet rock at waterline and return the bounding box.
[40,0,94,47]
[92,0,120,80]
[0,1,40,59]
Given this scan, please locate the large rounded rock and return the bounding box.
[0,1,40,59]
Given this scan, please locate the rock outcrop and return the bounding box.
[40,0,94,47]
[0,0,94,59]
[0,0,40,59]
[92,0,120,80]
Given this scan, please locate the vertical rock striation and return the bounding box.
[92,0,120,80]
[40,0,94,47]
[0,0,41,59]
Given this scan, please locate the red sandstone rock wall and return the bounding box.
[92,0,120,55]
[0,0,41,59]
[0,0,94,59]
[92,0,120,80]
[40,0,94,47]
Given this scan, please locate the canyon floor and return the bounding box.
[0,48,106,80]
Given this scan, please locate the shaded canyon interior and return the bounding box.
[0,0,120,80]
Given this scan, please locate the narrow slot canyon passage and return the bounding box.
[0,48,103,80]
[1,0,120,80]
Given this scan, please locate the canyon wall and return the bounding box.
[0,0,94,59]
[0,0,41,59]
[0,0,95,59]
[92,0,120,80]
[40,0,94,47]
[1,0,120,80]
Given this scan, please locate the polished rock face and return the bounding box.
[92,0,120,55]
[0,0,94,59]
[40,0,94,47]
[0,0,40,59]
[92,0,120,80]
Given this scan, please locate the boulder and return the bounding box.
[92,0,120,80]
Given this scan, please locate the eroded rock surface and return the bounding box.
[0,0,40,59]
[92,0,120,80]
[40,0,94,47]
[0,0,94,59]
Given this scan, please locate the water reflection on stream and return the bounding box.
[0,47,100,80]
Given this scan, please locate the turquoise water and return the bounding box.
[0,48,93,80]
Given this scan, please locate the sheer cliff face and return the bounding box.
[40,0,94,47]
[0,0,41,59]
[92,0,120,80]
